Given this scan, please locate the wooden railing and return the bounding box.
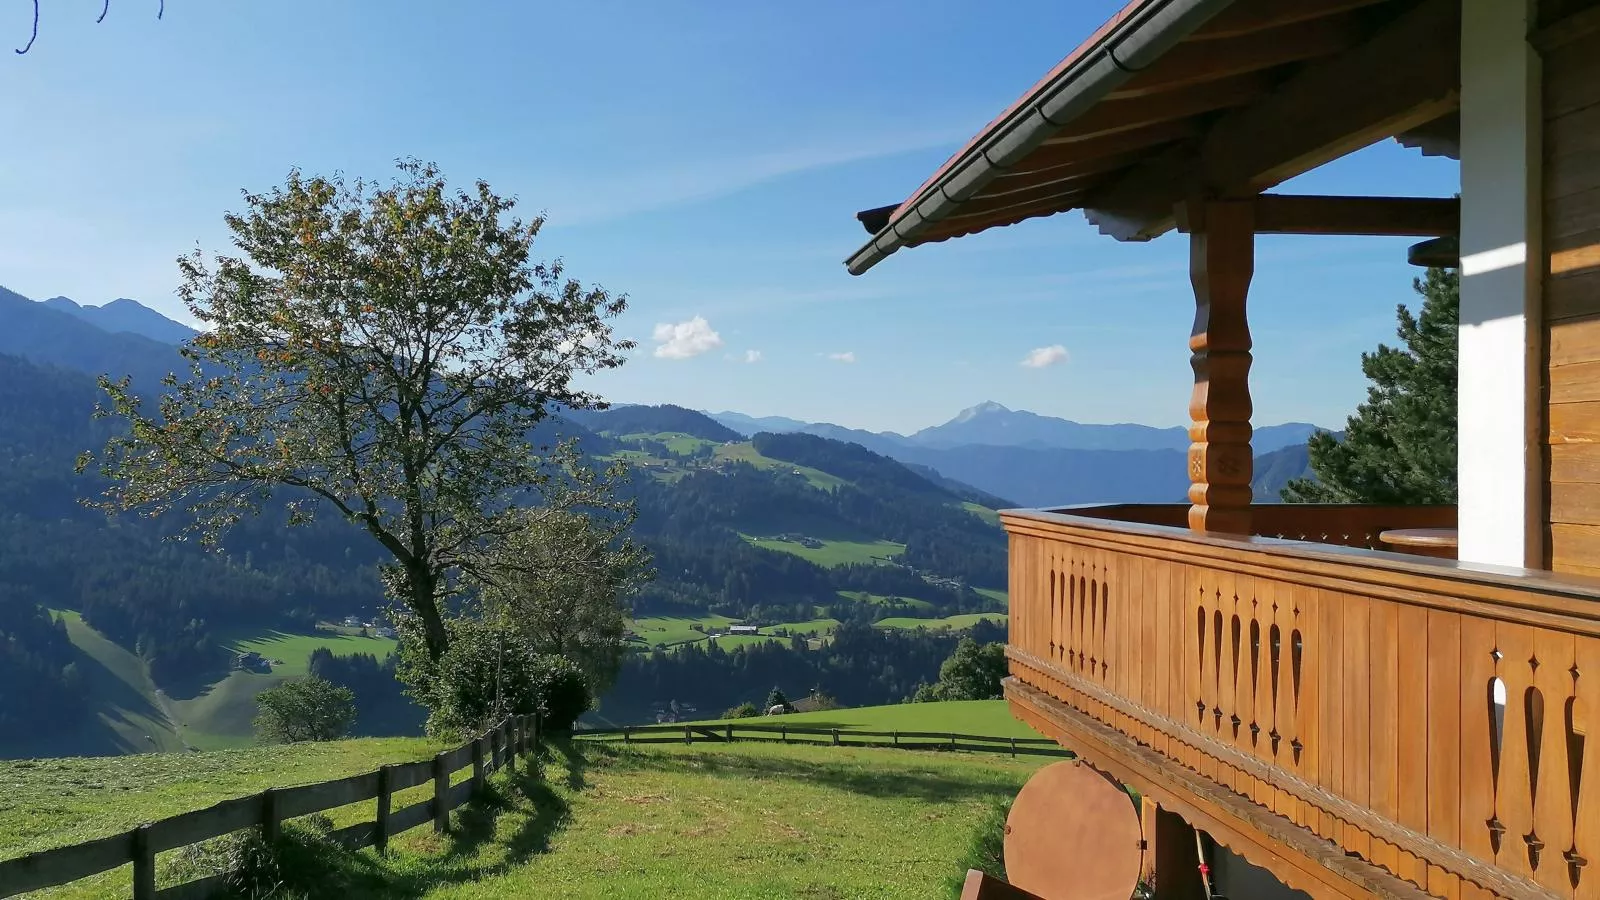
[574,722,1069,757]
[1003,505,1600,900]
[0,715,539,900]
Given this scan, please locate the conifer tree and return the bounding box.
[1282,268,1458,504]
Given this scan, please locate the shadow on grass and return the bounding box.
[601,744,1022,804]
[272,747,581,900]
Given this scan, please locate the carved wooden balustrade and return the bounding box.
[1003,504,1600,900]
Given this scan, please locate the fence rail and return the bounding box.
[572,722,1069,757]
[0,714,540,900]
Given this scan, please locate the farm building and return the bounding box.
[845,0,1600,897]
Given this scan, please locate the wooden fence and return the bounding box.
[0,714,539,900]
[573,722,1069,757]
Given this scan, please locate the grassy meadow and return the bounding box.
[3,716,1049,899]
[744,535,906,567]
[875,613,1009,631]
[681,699,1045,739]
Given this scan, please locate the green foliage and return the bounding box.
[945,797,1012,898]
[253,676,356,743]
[764,687,792,713]
[1284,268,1458,504]
[722,702,759,719]
[476,507,649,696]
[913,638,1008,702]
[399,616,590,737]
[82,159,634,664]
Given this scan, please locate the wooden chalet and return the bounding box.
[847,1,1600,898]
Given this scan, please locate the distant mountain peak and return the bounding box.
[24,293,196,345]
[953,401,1011,423]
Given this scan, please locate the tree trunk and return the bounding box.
[407,563,449,663]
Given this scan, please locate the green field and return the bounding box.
[713,442,846,490]
[687,699,1046,740]
[3,712,1048,899]
[5,615,414,758]
[875,613,1009,631]
[745,535,905,567]
[975,588,1008,606]
[223,629,398,678]
[960,501,1002,525]
[629,614,738,648]
[836,590,935,611]
[618,431,717,456]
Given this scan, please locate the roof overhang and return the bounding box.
[846,0,1461,275]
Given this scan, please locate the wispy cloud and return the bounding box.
[652,316,723,359]
[1020,345,1069,368]
[827,351,857,364]
[738,349,763,363]
[537,120,973,226]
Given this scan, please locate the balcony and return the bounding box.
[1001,504,1600,900]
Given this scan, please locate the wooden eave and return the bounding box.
[846,0,1462,274]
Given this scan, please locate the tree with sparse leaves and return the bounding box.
[254,676,356,743]
[82,160,633,665]
[476,507,649,696]
[1283,268,1458,505]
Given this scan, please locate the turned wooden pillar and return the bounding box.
[1183,198,1255,535]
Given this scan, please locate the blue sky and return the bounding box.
[0,1,1457,433]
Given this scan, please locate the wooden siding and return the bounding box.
[1544,12,1600,573]
[1005,505,1600,900]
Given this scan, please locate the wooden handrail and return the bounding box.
[0,714,542,900]
[1004,504,1600,899]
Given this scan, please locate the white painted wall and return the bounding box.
[1457,0,1543,569]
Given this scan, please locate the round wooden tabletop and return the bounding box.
[1378,527,1459,559]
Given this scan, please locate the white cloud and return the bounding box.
[828,351,857,364]
[1020,345,1069,368]
[741,350,763,364]
[652,316,723,360]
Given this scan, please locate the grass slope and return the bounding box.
[875,613,1009,631]
[686,700,1046,739]
[5,728,1049,899]
[12,615,411,758]
[745,535,905,567]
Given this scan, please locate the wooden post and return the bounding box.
[832,728,840,746]
[374,764,392,855]
[725,723,733,742]
[472,737,486,794]
[684,724,692,745]
[623,726,631,746]
[1010,737,1017,758]
[261,788,280,844]
[959,869,1048,899]
[1182,197,1255,535]
[131,824,155,900]
[491,724,503,773]
[781,725,787,744]
[432,751,449,833]
[506,719,517,776]
[1146,800,1207,900]
[893,730,899,748]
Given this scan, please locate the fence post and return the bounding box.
[375,764,393,855]
[491,724,503,773]
[132,824,155,900]
[725,723,733,742]
[472,735,486,793]
[261,788,280,844]
[623,725,631,747]
[781,725,787,744]
[432,751,449,833]
[950,733,956,750]
[893,731,898,748]
[684,724,692,745]
[507,718,518,776]
[1010,737,1017,758]
[832,728,840,746]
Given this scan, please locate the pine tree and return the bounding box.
[1282,268,1458,504]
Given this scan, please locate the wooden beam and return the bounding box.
[1041,72,1276,146]
[1394,110,1460,159]
[1189,0,1392,40]
[1022,118,1199,173]
[958,871,1047,900]
[1107,14,1366,99]
[1185,199,1255,536]
[1086,0,1460,241]
[1224,194,1459,236]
